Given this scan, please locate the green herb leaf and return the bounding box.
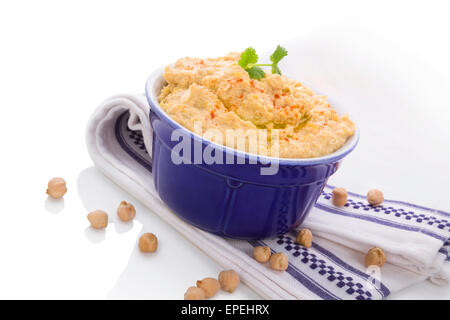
[239,45,288,79]
[270,45,288,64]
[271,64,281,75]
[238,47,258,69]
[246,66,266,80]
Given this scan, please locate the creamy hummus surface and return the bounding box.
[158,52,355,159]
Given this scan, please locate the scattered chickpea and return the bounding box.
[367,189,384,206]
[269,252,289,271]
[117,201,136,222]
[184,286,206,300]
[196,277,220,298]
[87,210,108,229]
[139,233,158,253]
[253,246,271,263]
[218,270,240,293]
[46,177,67,199]
[365,247,386,268]
[296,228,313,248]
[332,187,348,207]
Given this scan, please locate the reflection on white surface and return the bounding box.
[44,197,65,214]
[113,220,134,234]
[84,227,106,244]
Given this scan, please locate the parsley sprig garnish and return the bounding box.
[238,45,288,80]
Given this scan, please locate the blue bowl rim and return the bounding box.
[145,66,360,166]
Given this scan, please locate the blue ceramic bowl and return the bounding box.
[145,68,359,239]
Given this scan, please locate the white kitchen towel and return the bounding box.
[86,94,450,300]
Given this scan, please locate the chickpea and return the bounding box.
[117,201,136,222]
[296,228,313,248]
[218,270,240,293]
[46,177,67,199]
[253,246,271,263]
[87,210,108,229]
[269,252,289,271]
[365,247,386,268]
[367,189,384,206]
[139,233,158,253]
[332,187,348,207]
[196,277,220,298]
[184,286,206,300]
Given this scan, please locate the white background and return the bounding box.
[0,0,449,299]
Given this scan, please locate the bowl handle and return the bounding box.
[113,94,154,171]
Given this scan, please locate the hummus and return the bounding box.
[158,52,355,158]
